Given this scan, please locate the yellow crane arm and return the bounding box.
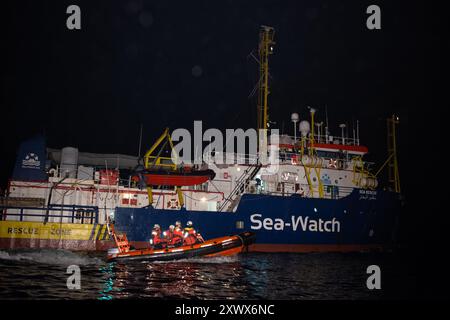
[143,128,178,170]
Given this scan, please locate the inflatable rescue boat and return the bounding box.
[107,231,256,262]
[132,168,216,187]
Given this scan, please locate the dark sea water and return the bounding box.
[0,249,418,300]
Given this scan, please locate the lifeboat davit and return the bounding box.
[107,231,256,262]
[132,168,216,187]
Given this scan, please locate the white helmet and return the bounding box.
[153,224,160,229]
[187,221,193,227]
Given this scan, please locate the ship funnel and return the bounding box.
[61,147,79,178]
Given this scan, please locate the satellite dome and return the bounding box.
[299,120,310,137]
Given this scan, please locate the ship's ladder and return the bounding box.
[108,223,131,253]
[302,164,314,197]
[314,164,324,198]
[218,163,262,212]
[300,153,324,198]
[297,128,324,198]
[352,156,364,186]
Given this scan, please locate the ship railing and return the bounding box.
[278,151,375,169]
[277,135,360,146]
[49,166,122,186]
[259,184,355,200]
[204,152,259,165]
[0,204,99,224]
[49,166,134,190]
[278,152,348,169]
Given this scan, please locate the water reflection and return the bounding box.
[93,253,409,300]
[0,251,416,300]
[96,256,252,299]
[98,262,124,300]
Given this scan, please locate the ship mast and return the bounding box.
[257,26,275,150]
[374,114,401,193]
[387,115,401,193]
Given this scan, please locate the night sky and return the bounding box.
[1,0,421,190]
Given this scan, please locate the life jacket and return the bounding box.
[163,229,174,244]
[173,227,183,237]
[151,229,163,245]
[172,227,183,245]
[164,229,173,239]
[183,227,197,245]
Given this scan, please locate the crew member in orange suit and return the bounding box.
[172,221,183,246]
[183,221,199,245]
[150,224,165,249]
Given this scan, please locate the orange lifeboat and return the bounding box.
[131,168,216,187]
[107,231,256,262]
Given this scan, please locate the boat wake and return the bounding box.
[142,255,240,264]
[0,249,104,266]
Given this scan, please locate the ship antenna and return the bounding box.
[352,118,356,145]
[356,119,360,145]
[325,105,329,143]
[257,25,275,156]
[346,123,349,144]
[138,123,143,158]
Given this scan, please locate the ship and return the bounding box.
[0,26,402,253]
